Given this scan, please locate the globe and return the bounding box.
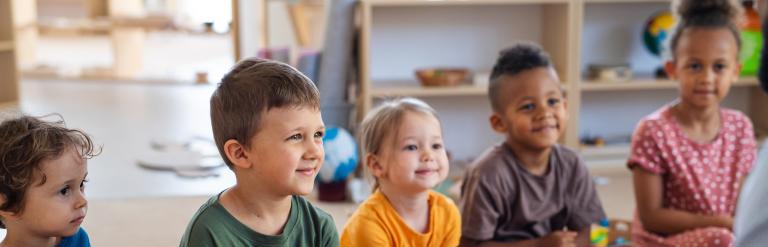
[319,127,358,183]
[643,10,676,57]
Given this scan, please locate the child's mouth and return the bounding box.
[296,167,316,176]
[70,216,85,224]
[532,124,559,132]
[415,169,438,176]
[694,89,716,95]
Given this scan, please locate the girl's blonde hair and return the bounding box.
[357,97,441,192]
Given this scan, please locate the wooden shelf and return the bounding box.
[363,0,569,7]
[580,77,758,91]
[584,0,669,3]
[370,84,487,97]
[369,80,571,97]
[0,40,13,52]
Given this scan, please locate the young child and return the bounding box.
[0,115,97,247]
[179,58,339,246]
[628,0,758,246]
[459,44,605,247]
[341,97,461,246]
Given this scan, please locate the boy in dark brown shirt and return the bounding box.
[459,44,605,247]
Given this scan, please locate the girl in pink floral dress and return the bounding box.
[628,0,758,246]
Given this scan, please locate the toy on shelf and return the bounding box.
[740,0,763,76]
[643,10,675,58]
[643,10,675,79]
[587,64,633,82]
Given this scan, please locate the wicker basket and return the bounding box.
[415,68,469,87]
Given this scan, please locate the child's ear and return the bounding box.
[365,153,386,179]
[0,195,16,221]
[223,139,252,169]
[664,60,677,80]
[489,112,507,134]
[733,62,743,78]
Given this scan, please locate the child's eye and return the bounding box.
[547,98,560,106]
[714,63,727,71]
[519,103,535,111]
[286,134,302,141]
[403,144,418,151]
[314,131,324,139]
[687,63,702,71]
[80,180,88,191]
[432,143,443,150]
[59,186,70,196]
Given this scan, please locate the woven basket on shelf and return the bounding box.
[415,68,469,87]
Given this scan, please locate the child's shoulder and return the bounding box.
[551,145,588,173]
[468,143,516,176]
[428,190,459,209]
[721,107,752,125]
[184,193,229,230]
[428,191,461,216]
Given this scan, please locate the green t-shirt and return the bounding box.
[179,191,340,247]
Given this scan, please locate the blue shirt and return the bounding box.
[57,228,90,247]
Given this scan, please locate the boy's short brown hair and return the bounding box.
[0,115,97,228]
[210,58,320,168]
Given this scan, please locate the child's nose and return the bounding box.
[75,191,87,209]
[701,68,716,84]
[303,139,323,161]
[421,149,435,162]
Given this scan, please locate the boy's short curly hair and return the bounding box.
[488,43,553,112]
[210,58,320,169]
[0,115,98,228]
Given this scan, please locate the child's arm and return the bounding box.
[459,231,578,247]
[633,168,733,234]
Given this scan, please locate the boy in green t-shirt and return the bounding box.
[180,58,339,247]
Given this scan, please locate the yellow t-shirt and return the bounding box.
[341,190,461,247]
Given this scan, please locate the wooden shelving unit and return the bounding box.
[355,0,767,161]
[581,77,759,91]
[0,40,13,52]
[370,84,487,97]
[1,0,19,105]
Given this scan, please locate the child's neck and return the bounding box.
[1,228,60,247]
[672,101,721,143]
[220,183,293,236]
[505,141,552,176]
[378,184,430,234]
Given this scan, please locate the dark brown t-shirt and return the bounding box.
[459,143,605,242]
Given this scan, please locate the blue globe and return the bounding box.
[319,127,358,183]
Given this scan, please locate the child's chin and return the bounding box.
[294,184,315,196]
[59,226,81,237]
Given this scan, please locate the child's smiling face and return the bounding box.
[666,28,741,109]
[372,111,449,193]
[2,148,89,238]
[491,67,567,152]
[239,106,326,196]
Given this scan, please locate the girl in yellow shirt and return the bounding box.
[341,97,461,246]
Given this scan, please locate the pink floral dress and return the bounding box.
[628,105,757,247]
